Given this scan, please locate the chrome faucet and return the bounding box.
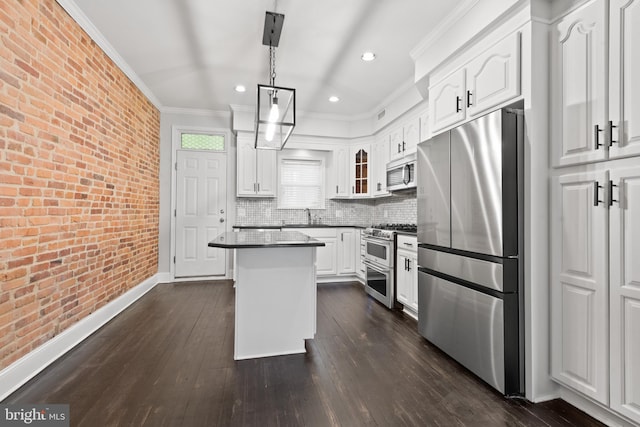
[304,208,311,224]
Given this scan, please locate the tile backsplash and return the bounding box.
[235,191,416,226]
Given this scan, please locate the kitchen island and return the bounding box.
[208,230,324,360]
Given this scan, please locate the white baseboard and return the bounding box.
[559,386,638,427]
[0,274,160,401]
[317,275,361,284]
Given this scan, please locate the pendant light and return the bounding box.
[255,11,296,150]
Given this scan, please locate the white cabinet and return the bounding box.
[551,0,608,166]
[609,166,640,424]
[371,134,389,196]
[349,144,371,197]
[430,69,467,132]
[419,109,430,143]
[552,0,640,166]
[237,135,276,197]
[290,228,337,276]
[389,116,420,161]
[551,171,609,404]
[332,146,350,198]
[337,228,356,275]
[609,0,640,160]
[430,32,521,134]
[396,235,418,314]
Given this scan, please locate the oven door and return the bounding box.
[364,237,392,268]
[364,261,393,308]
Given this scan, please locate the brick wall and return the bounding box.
[0,1,160,370]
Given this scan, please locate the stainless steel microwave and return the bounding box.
[386,154,416,192]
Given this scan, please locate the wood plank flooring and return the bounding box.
[5,281,603,426]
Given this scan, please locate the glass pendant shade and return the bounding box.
[255,84,295,150]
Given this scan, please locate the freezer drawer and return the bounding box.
[418,270,505,393]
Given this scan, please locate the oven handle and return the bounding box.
[363,259,391,273]
[363,236,393,244]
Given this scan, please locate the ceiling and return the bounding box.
[71,0,466,118]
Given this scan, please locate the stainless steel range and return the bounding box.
[362,224,417,308]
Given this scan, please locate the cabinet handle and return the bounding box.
[456,96,462,113]
[466,90,472,107]
[403,242,413,247]
[253,183,256,192]
[402,141,406,151]
[608,180,619,206]
[336,185,339,193]
[257,182,260,192]
[593,181,603,206]
[397,143,402,153]
[407,259,411,271]
[404,258,409,271]
[377,182,381,191]
[594,125,603,149]
[341,233,344,242]
[608,120,618,146]
[352,186,355,194]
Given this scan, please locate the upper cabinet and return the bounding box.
[332,145,350,198]
[371,133,390,196]
[430,32,521,134]
[389,116,420,161]
[551,0,640,167]
[237,135,276,197]
[350,144,370,197]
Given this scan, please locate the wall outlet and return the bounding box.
[238,207,246,217]
[335,210,343,218]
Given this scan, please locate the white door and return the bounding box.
[175,150,227,277]
[551,171,609,404]
[610,166,640,424]
[551,0,608,166]
[609,0,640,159]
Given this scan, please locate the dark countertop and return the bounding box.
[233,224,366,229]
[208,230,326,249]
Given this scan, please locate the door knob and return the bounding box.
[220,218,225,223]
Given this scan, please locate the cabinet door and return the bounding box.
[551,171,609,404]
[429,69,466,133]
[466,32,521,117]
[315,238,337,276]
[256,149,276,196]
[389,126,404,161]
[403,117,420,156]
[237,137,257,196]
[609,0,640,160]
[337,229,356,274]
[350,145,370,197]
[333,146,350,197]
[551,0,608,166]
[610,166,640,424]
[371,137,389,196]
[396,251,411,306]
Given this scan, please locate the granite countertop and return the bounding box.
[208,230,326,249]
[233,224,366,229]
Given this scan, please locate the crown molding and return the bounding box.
[409,0,481,61]
[161,106,231,118]
[55,0,163,109]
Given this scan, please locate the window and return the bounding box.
[277,158,325,209]
[180,133,225,151]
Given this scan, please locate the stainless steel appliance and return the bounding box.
[416,101,524,396]
[362,224,417,308]
[386,154,416,192]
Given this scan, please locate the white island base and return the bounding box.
[234,246,317,360]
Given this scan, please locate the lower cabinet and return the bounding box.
[284,228,359,279]
[551,165,640,423]
[396,235,418,314]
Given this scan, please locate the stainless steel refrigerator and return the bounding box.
[416,101,524,396]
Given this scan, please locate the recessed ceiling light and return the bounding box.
[235,85,246,93]
[329,96,340,103]
[361,52,376,61]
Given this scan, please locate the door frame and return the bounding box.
[170,125,232,280]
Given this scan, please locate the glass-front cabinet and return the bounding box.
[350,145,370,197]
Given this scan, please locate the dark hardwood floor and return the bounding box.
[5,281,603,427]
